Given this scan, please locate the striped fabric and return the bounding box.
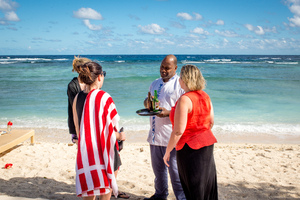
[76,89,120,197]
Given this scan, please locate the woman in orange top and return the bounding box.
[163,64,218,200]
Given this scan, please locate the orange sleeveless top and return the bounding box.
[170,90,217,151]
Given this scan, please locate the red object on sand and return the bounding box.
[7,121,13,126]
[4,163,13,169]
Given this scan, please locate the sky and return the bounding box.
[1,0,300,55]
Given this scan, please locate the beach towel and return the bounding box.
[76,89,120,197]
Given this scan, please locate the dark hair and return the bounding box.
[78,62,103,85]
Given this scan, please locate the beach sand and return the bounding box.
[0,128,299,200]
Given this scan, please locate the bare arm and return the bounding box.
[163,95,192,167]
[157,107,170,118]
[210,101,214,129]
[72,94,79,138]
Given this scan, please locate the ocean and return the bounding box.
[0,55,299,138]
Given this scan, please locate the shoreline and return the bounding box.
[0,128,299,199]
[23,127,300,145]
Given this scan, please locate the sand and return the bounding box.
[0,128,299,200]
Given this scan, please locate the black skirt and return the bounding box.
[176,144,218,200]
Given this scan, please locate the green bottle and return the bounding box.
[152,90,159,112]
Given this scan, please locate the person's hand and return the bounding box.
[72,134,78,145]
[163,152,170,167]
[157,107,170,118]
[118,131,126,141]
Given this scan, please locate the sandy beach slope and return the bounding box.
[0,128,299,200]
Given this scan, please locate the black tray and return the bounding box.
[136,108,162,116]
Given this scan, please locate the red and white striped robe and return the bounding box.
[76,89,119,197]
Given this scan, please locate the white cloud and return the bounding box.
[0,0,18,11]
[244,24,265,35]
[286,0,300,27]
[138,23,165,35]
[215,30,239,37]
[73,8,103,20]
[236,37,300,52]
[154,38,175,45]
[0,0,19,25]
[177,12,202,20]
[289,4,300,16]
[87,41,97,45]
[265,26,277,33]
[73,8,103,31]
[191,27,209,35]
[134,40,145,44]
[245,24,254,31]
[188,34,200,39]
[194,12,203,20]
[177,12,193,20]
[83,19,102,31]
[288,15,300,27]
[5,11,19,21]
[255,26,265,35]
[216,20,224,25]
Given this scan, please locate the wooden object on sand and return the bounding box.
[0,129,35,153]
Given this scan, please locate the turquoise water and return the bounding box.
[0,55,299,136]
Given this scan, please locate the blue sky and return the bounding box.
[1,0,300,55]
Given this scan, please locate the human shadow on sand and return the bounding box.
[0,177,143,200]
[218,181,299,200]
[0,177,298,200]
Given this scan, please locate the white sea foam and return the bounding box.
[183,59,237,64]
[1,116,299,137]
[218,61,241,64]
[0,118,298,139]
[213,123,300,136]
[181,60,205,64]
[204,59,234,63]
[259,57,269,60]
[9,58,51,61]
[54,58,68,61]
[0,61,17,64]
[0,57,68,63]
[275,62,298,65]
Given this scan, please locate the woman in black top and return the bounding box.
[67,56,91,143]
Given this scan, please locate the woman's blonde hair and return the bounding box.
[72,56,92,73]
[180,64,206,91]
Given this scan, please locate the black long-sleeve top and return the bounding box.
[67,77,81,134]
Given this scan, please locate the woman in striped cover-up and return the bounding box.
[72,62,126,200]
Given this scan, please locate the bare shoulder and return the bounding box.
[178,95,192,106]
